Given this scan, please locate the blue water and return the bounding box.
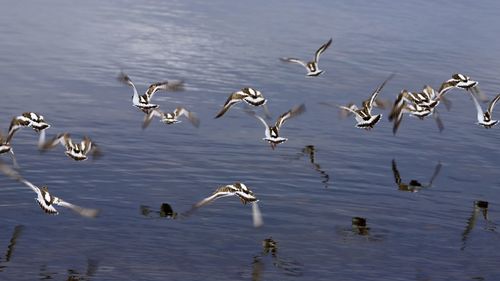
[1,0,500,280]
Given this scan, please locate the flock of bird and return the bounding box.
[1,37,499,228]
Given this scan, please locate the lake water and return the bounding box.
[1,0,500,280]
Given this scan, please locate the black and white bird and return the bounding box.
[0,130,18,168]
[8,112,51,148]
[339,74,394,129]
[280,38,333,77]
[439,73,478,93]
[187,182,263,228]
[118,72,183,112]
[142,107,200,129]
[253,104,306,149]
[40,133,101,161]
[0,161,99,217]
[469,92,500,128]
[215,88,268,118]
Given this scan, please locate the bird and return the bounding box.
[8,112,51,148]
[186,182,263,228]
[389,87,447,134]
[40,133,101,161]
[0,161,99,217]
[117,72,183,112]
[252,104,306,149]
[142,107,200,129]
[391,159,442,192]
[339,74,394,129]
[468,92,500,128]
[0,130,18,168]
[280,38,333,76]
[439,73,478,93]
[215,88,268,118]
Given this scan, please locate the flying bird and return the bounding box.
[0,161,99,217]
[252,104,306,149]
[469,92,500,128]
[215,88,268,118]
[142,107,200,129]
[40,133,101,161]
[280,38,333,76]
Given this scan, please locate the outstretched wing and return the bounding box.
[486,94,500,115]
[280,57,308,68]
[468,91,485,123]
[0,160,39,194]
[314,38,333,63]
[215,91,247,118]
[438,79,457,96]
[142,109,163,129]
[254,115,271,139]
[367,73,395,111]
[175,107,200,127]
[55,199,100,218]
[145,81,169,100]
[275,104,306,129]
[117,72,138,97]
[40,133,68,151]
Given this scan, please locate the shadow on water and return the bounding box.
[246,237,304,281]
[391,159,442,192]
[0,225,24,272]
[461,200,497,251]
[140,203,178,219]
[337,217,386,242]
[39,259,99,281]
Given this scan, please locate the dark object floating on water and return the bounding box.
[262,237,278,255]
[391,159,442,192]
[352,217,370,236]
[140,203,178,219]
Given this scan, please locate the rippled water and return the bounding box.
[1,0,500,280]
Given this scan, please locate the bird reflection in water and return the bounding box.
[39,259,99,281]
[140,203,178,219]
[391,159,442,192]
[248,237,303,280]
[461,200,497,251]
[0,225,24,272]
[300,145,330,188]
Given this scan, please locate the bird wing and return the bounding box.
[469,91,484,123]
[55,199,100,218]
[367,73,395,112]
[175,107,200,127]
[145,81,169,100]
[215,91,247,118]
[314,38,333,63]
[437,79,457,96]
[0,160,40,194]
[255,115,271,139]
[280,57,308,68]
[40,133,68,151]
[117,72,139,97]
[252,202,263,228]
[142,109,163,129]
[275,104,306,129]
[487,94,500,115]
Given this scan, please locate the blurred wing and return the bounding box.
[5,225,24,262]
[142,109,163,129]
[469,92,484,123]
[314,38,333,63]
[487,94,500,115]
[117,72,138,97]
[252,202,263,228]
[368,73,395,110]
[275,104,306,129]
[433,109,445,133]
[145,81,169,100]
[255,115,271,139]
[40,133,67,151]
[56,199,100,218]
[165,80,185,91]
[438,80,457,95]
[280,57,307,68]
[175,107,200,128]
[215,92,247,118]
